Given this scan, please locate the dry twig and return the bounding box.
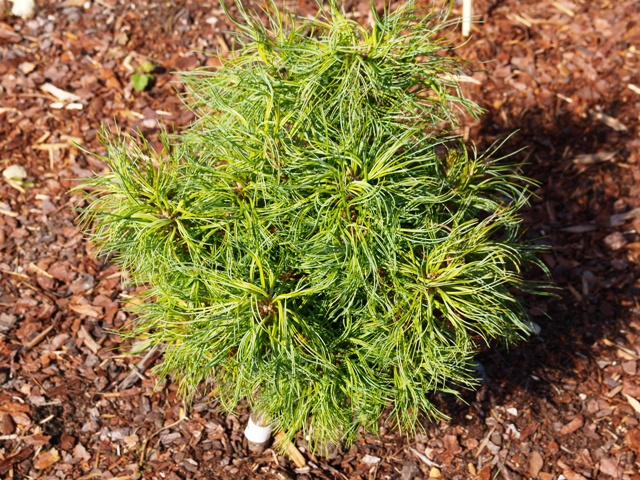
[118,344,164,390]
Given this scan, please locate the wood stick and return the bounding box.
[23,325,54,351]
[118,344,163,390]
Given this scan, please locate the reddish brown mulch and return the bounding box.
[1,0,640,479]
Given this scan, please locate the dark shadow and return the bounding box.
[431,97,640,427]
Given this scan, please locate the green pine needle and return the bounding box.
[77,0,551,452]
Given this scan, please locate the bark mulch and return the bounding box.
[1,0,640,478]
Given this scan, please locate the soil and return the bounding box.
[1,0,640,479]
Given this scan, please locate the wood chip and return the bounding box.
[467,463,477,475]
[603,232,627,251]
[591,110,628,132]
[562,469,588,480]
[216,33,229,56]
[361,454,381,465]
[529,450,544,477]
[23,324,54,351]
[475,426,496,457]
[0,446,35,474]
[476,465,492,480]
[560,416,584,435]
[33,447,60,470]
[551,1,575,16]
[598,457,620,477]
[32,143,70,150]
[73,442,92,462]
[610,208,640,227]
[0,207,18,217]
[606,385,623,398]
[118,344,164,390]
[572,152,616,164]
[402,460,420,480]
[28,262,54,279]
[274,432,306,468]
[40,83,82,102]
[70,304,103,318]
[77,473,102,480]
[561,224,596,233]
[1,268,29,280]
[429,466,442,478]
[409,447,441,468]
[0,413,16,435]
[508,12,532,28]
[556,93,573,103]
[624,428,640,454]
[78,326,101,354]
[624,394,640,414]
[11,0,36,19]
[0,313,17,333]
[2,165,27,180]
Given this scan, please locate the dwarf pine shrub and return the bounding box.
[79,0,547,450]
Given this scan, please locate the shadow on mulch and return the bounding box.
[433,94,640,425]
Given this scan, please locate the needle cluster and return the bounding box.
[79,0,548,450]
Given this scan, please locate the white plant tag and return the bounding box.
[244,417,272,444]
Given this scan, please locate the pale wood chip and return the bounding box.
[551,1,575,16]
[28,262,54,279]
[70,304,103,318]
[572,152,616,164]
[32,143,70,150]
[606,385,623,398]
[610,208,640,227]
[0,208,18,218]
[409,447,441,467]
[561,224,596,233]
[624,394,640,414]
[33,447,60,470]
[591,110,628,132]
[275,431,307,468]
[78,326,101,354]
[41,83,82,102]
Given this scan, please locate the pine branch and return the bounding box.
[77,0,551,452]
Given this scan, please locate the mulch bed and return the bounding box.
[1,0,640,478]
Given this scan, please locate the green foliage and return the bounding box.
[79,0,549,450]
[131,61,155,92]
